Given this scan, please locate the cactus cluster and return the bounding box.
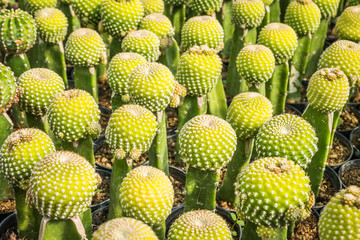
[0,63,16,114]
[35,8,68,44]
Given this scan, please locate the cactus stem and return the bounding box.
[280,0,292,22]
[109,37,123,60]
[74,65,98,103]
[178,95,207,132]
[10,105,28,129]
[0,113,13,146]
[110,93,125,112]
[76,135,95,166]
[257,5,270,34]
[269,0,281,22]
[243,221,288,240]
[206,76,227,119]
[25,113,45,131]
[44,42,68,88]
[218,0,234,59]
[4,53,31,78]
[58,2,81,42]
[152,221,166,240]
[157,38,180,75]
[170,4,186,45]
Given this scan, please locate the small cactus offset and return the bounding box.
[168,210,232,240]
[335,6,360,45]
[24,0,57,16]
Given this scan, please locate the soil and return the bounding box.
[326,136,351,166]
[285,105,300,116]
[91,172,110,206]
[98,81,111,110]
[351,131,360,151]
[216,167,236,211]
[166,108,178,131]
[99,111,110,135]
[290,212,319,240]
[337,107,359,131]
[349,86,360,104]
[167,135,186,171]
[316,175,337,207]
[0,197,15,214]
[341,168,360,187]
[170,175,185,208]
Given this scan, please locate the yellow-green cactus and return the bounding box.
[335,6,360,42]
[187,0,223,14]
[0,63,16,115]
[164,0,185,4]
[24,0,57,16]
[72,0,102,26]
[141,0,164,15]
[313,0,340,18]
[35,8,68,44]
[231,0,265,28]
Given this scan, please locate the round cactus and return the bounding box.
[26,151,100,219]
[313,0,340,18]
[105,104,158,160]
[121,30,161,62]
[120,166,174,226]
[257,23,298,64]
[335,6,360,43]
[175,45,222,97]
[284,0,321,35]
[141,0,164,15]
[236,157,314,232]
[0,9,37,55]
[65,28,106,67]
[72,0,102,26]
[17,68,65,116]
[168,210,232,240]
[164,0,185,5]
[187,0,223,14]
[255,114,318,168]
[128,62,175,112]
[179,115,237,170]
[93,217,158,240]
[231,0,265,28]
[35,8,68,44]
[180,16,224,52]
[307,68,350,113]
[107,52,147,99]
[318,40,360,86]
[100,0,144,39]
[236,44,275,84]
[227,92,273,140]
[318,186,360,240]
[46,89,101,142]
[0,63,16,115]
[24,0,57,15]
[0,128,55,188]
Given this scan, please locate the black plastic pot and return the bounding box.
[337,106,360,139]
[326,131,353,170]
[90,168,111,212]
[350,126,360,159]
[338,159,360,188]
[0,212,16,240]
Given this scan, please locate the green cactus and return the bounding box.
[58,0,81,43]
[141,0,164,15]
[72,0,102,28]
[120,165,174,239]
[168,210,232,240]
[24,0,57,16]
[65,28,107,102]
[237,157,314,240]
[105,104,158,219]
[163,0,185,45]
[187,0,223,15]
[164,0,185,4]
[348,0,360,5]
[318,186,360,240]
[93,217,159,240]
[335,6,360,43]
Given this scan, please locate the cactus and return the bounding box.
[58,0,81,42]
[179,114,237,211]
[256,0,275,33]
[163,0,185,45]
[285,0,321,101]
[26,151,100,240]
[335,6,360,43]
[65,28,107,102]
[348,0,360,5]
[318,186,360,240]
[217,92,273,205]
[216,0,235,60]
[257,23,298,115]
[24,0,57,16]
[105,104,158,219]
[168,210,232,240]
[187,0,223,15]
[237,157,314,240]
[141,0,164,15]
[107,52,147,110]
[120,166,174,239]
[226,0,265,97]
[93,217,158,240]
[71,0,102,28]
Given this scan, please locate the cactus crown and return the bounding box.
[0,63,16,115]
[93,217,159,240]
[168,210,232,240]
[24,0,57,16]
[231,0,265,28]
[187,0,223,14]
[307,68,350,113]
[0,128,55,189]
[17,68,65,116]
[72,0,102,26]
[255,114,318,168]
[313,0,340,18]
[335,6,360,42]
[120,166,174,226]
[35,8,68,44]
[141,0,164,15]
[179,114,237,170]
[26,151,100,219]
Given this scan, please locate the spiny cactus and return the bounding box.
[93,217,159,240]
[335,6,360,43]
[313,0,339,18]
[72,0,102,27]
[187,0,223,14]
[24,0,57,16]
[168,210,232,240]
[141,0,164,15]
[164,0,185,4]
[0,63,16,115]
[35,8,68,44]
[231,0,265,29]
[318,186,360,240]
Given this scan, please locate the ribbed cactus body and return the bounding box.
[0,128,55,188]
[24,0,57,16]
[256,114,318,168]
[231,0,265,28]
[17,68,65,116]
[0,63,16,114]
[26,151,100,219]
[139,13,174,47]
[141,0,164,15]
[93,217,158,240]
[72,0,102,26]
[187,0,223,14]
[120,166,174,226]
[35,8,68,44]
[335,6,360,42]
[313,0,340,18]
[168,210,232,240]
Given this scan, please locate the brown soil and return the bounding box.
[99,111,110,135]
[216,167,235,211]
[316,175,337,207]
[167,134,186,170]
[166,108,178,131]
[326,136,351,166]
[341,168,360,187]
[290,212,319,240]
[351,131,360,150]
[91,172,110,206]
[0,197,15,214]
[337,107,359,131]
[349,86,360,104]
[98,81,111,109]
[170,175,185,208]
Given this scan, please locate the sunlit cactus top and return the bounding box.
[231,0,265,28]
[318,40,360,86]
[72,0,102,26]
[128,62,176,112]
[187,0,223,14]
[307,68,350,113]
[180,16,224,52]
[46,89,101,142]
[93,217,159,240]
[313,0,340,18]
[335,6,360,42]
[65,28,106,67]
[35,8,68,44]
[105,104,158,160]
[176,45,222,96]
[121,30,161,62]
[100,0,144,39]
[236,44,275,84]
[141,0,164,15]
[257,23,298,64]
[168,210,232,240]
[0,128,55,188]
[319,186,360,240]
[26,151,100,219]
[0,9,37,54]
[17,68,65,116]
[164,0,185,5]
[255,114,318,168]
[120,166,174,226]
[178,115,237,170]
[0,63,16,115]
[284,0,321,35]
[24,0,57,15]
[107,52,147,99]
[236,157,314,234]
[227,92,273,140]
